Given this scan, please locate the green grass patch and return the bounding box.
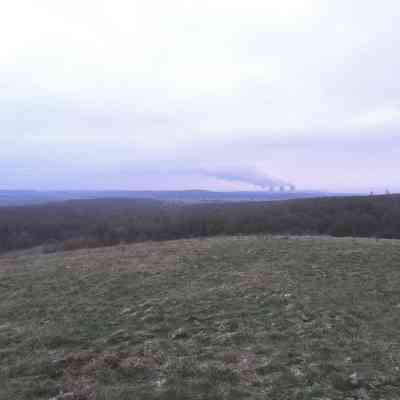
[1,236,400,399]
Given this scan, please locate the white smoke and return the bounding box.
[198,165,295,190]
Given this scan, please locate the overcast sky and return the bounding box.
[1,0,399,192]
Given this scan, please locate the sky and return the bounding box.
[1,0,399,192]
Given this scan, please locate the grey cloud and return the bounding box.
[1,1,400,192]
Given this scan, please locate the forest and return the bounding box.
[0,194,399,254]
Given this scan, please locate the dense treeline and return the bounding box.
[0,195,400,253]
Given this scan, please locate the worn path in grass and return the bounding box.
[1,236,400,399]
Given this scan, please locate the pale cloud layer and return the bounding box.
[1,1,399,192]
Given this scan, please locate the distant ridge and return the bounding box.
[0,189,356,207]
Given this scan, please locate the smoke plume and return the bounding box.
[198,165,295,190]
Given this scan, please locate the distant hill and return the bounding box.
[0,189,348,207]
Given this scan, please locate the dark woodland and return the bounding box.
[1,194,399,254]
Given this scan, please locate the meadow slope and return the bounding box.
[1,236,400,399]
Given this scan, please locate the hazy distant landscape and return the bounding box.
[0,190,341,207]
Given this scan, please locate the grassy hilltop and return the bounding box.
[1,236,400,399]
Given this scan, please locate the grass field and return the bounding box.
[1,235,400,399]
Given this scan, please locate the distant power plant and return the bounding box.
[261,184,296,192]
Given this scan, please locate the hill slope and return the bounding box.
[1,236,400,399]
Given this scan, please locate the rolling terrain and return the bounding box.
[1,235,400,399]
[0,190,336,207]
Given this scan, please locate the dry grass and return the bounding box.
[1,235,400,399]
